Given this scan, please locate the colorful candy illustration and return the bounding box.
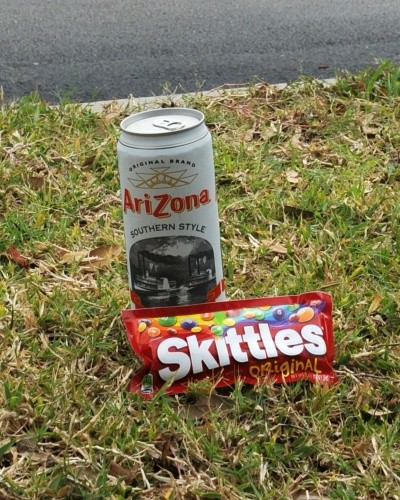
[148,327,161,337]
[136,300,325,338]
[158,316,177,327]
[180,318,198,330]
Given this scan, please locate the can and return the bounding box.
[117,107,225,308]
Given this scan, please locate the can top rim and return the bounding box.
[120,108,205,136]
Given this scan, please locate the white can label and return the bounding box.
[118,140,225,308]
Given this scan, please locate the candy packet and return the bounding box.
[122,292,337,398]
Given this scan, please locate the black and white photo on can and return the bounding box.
[117,108,225,308]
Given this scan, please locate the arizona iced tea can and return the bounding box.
[117,108,225,308]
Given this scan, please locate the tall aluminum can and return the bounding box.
[117,108,225,308]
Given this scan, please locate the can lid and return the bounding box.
[121,108,204,136]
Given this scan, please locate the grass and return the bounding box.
[1,60,400,499]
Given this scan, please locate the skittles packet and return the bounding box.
[122,292,337,398]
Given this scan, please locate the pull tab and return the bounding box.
[153,118,186,131]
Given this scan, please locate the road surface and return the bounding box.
[1,0,399,103]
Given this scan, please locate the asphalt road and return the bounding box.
[1,0,399,103]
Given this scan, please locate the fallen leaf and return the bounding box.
[82,155,97,167]
[244,124,261,142]
[16,437,38,453]
[81,244,122,271]
[108,461,138,484]
[261,122,278,140]
[265,241,288,255]
[162,488,174,500]
[59,250,87,263]
[89,244,121,259]
[368,295,382,315]
[7,246,30,269]
[22,307,38,330]
[361,121,381,138]
[290,133,305,149]
[25,175,45,190]
[55,485,72,499]
[74,464,99,483]
[285,169,301,184]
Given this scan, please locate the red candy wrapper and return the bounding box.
[122,292,337,398]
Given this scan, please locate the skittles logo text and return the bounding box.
[156,322,327,381]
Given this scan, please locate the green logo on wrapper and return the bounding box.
[141,374,154,395]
